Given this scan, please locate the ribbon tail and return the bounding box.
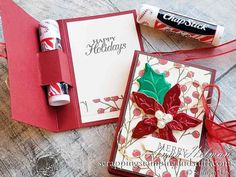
[0,42,7,60]
[207,135,231,177]
[151,39,236,62]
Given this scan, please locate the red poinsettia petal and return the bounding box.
[174,113,202,130]
[132,92,164,114]
[132,118,157,139]
[144,117,158,127]
[167,120,184,130]
[163,84,181,115]
[158,126,177,142]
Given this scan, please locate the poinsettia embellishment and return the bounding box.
[132,84,202,142]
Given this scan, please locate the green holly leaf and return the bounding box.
[138,63,171,104]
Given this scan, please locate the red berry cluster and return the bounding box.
[93,95,122,114]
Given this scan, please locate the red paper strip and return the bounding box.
[0,42,7,59]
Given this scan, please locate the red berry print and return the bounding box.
[139,70,145,76]
[181,85,187,92]
[187,71,194,78]
[190,107,198,114]
[132,165,141,173]
[111,96,119,101]
[93,99,100,103]
[184,96,192,104]
[159,59,168,65]
[162,171,171,177]
[180,170,188,177]
[169,157,178,166]
[153,157,160,163]
[104,97,111,102]
[174,63,182,69]
[193,80,200,87]
[146,169,154,176]
[97,108,105,114]
[132,149,141,157]
[164,71,170,77]
[119,135,125,145]
[110,107,118,112]
[133,108,141,116]
[192,91,200,98]
[192,130,200,138]
[145,154,152,161]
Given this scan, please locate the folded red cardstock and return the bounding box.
[0,0,143,131]
[109,51,216,177]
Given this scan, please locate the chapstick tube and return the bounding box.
[39,19,70,106]
[137,4,224,45]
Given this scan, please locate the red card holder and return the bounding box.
[0,0,79,131]
[0,0,144,131]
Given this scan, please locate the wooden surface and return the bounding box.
[0,0,236,176]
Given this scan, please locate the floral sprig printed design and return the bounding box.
[178,77,209,141]
[93,95,123,114]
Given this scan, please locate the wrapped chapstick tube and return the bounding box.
[137,4,224,45]
[39,19,70,106]
[39,19,62,51]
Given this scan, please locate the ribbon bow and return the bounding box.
[201,84,236,177]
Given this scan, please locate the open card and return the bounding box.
[60,12,142,125]
[109,51,216,177]
[0,0,143,131]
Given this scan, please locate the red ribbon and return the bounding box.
[201,84,235,177]
[152,40,236,177]
[0,42,7,59]
[152,39,236,62]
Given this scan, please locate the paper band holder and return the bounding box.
[0,42,72,88]
[38,50,72,87]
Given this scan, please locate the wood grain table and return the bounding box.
[0,0,235,177]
